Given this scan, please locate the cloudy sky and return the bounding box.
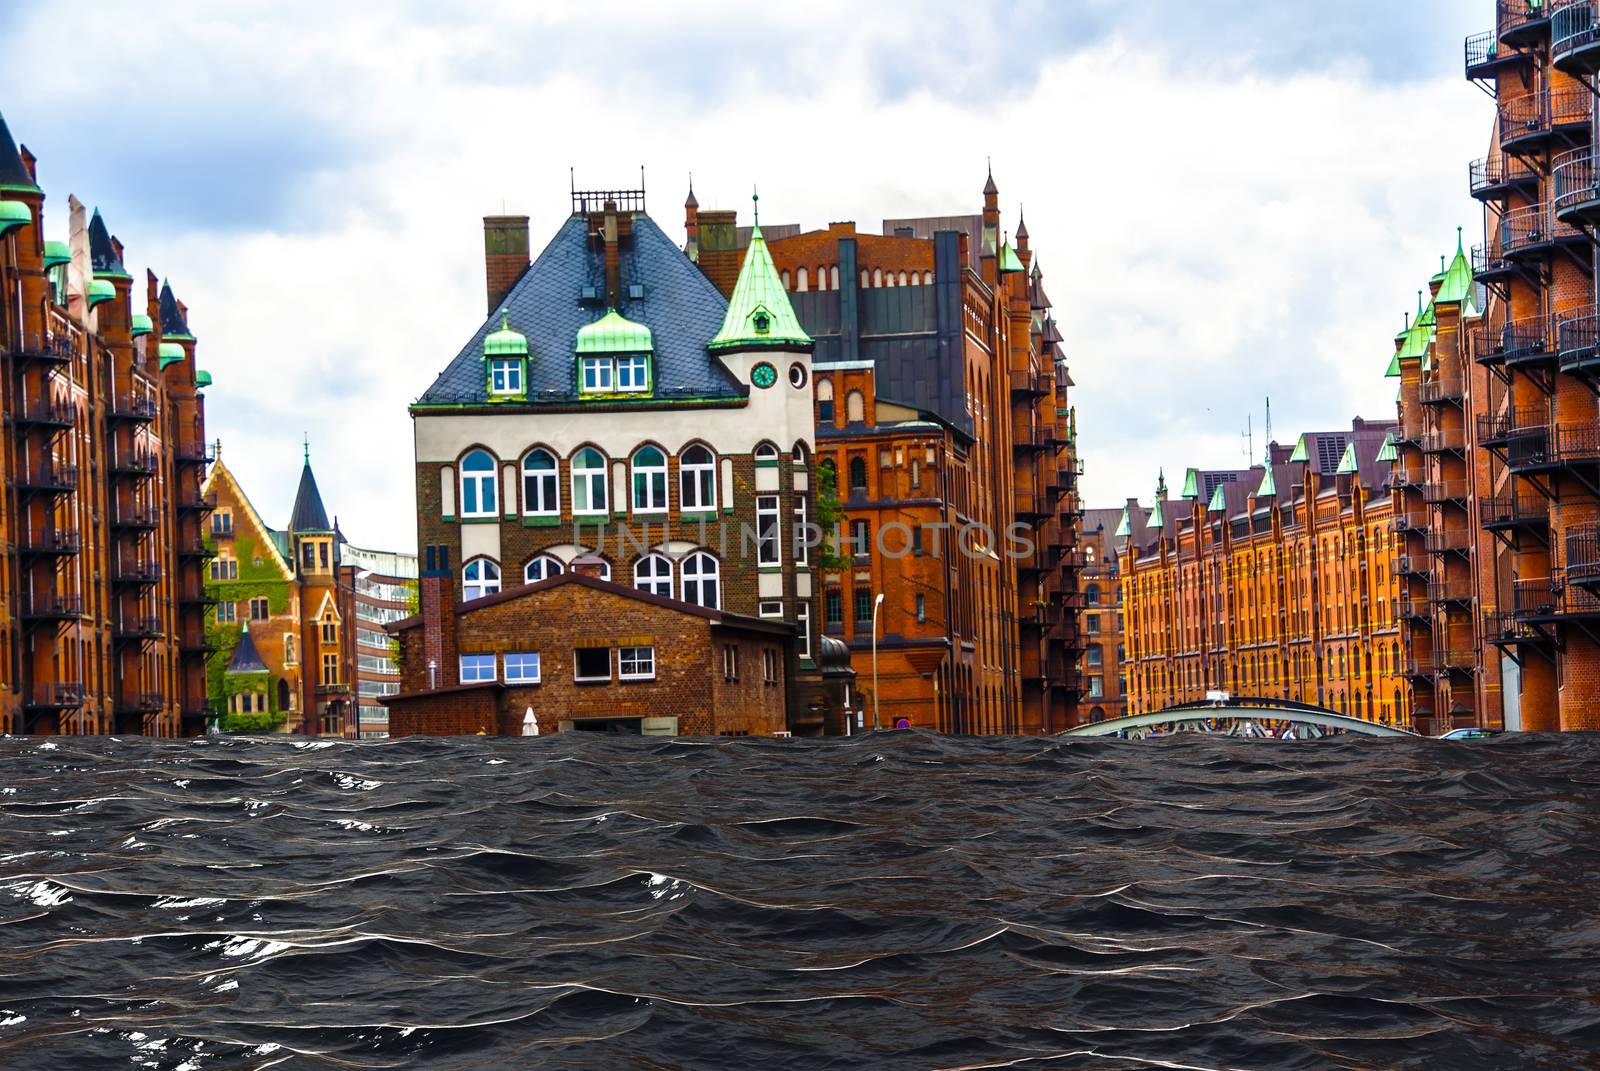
[5,1,1486,549]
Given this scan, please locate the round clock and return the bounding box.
[751,362,777,389]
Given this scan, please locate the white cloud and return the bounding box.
[5,2,1486,544]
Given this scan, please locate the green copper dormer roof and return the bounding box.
[195,369,213,389]
[1376,433,1397,463]
[709,216,812,352]
[226,622,270,675]
[999,240,1024,274]
[1290,435,1309,463]
[1397,318,1431,362]
[43,239,71,269]
[0,200,31,236]
[88,209,131,279]
[1256,465,1276,498]
[1385,352,1402,377]
[159,279,193,340]
[1208,481,1227,513]
[1431,254,1448,284]
[1147,474,1166,530]
[0,112,39,193]
[577,307,654,355]
[1394,314,1409,343]
[1114,507,1131,538]
[1180,467,1200,499]
[1436,228,1474,305]
[130,313,152,337]
[1336,440,1359,475]
[1415,292,1436,330]
[158,341,185,369]
[483,309,529,357]
[87,278,116,307]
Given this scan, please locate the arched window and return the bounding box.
[754,442,779,464]
[816,265,828,290]
[846,390,865,423]
[463,558,500,601]
[792,442,808,467]
[570,447,608,516]
[872,268,882,287]
[460,450,497,518]
[635,554,674,598]
[522,449,558,516]
[848,456,868,496]
[781,269,791,290]
[830,266,840,290]
[796,267,809,292]
[524,555,563,585]
[1086,583,1101,607]
[923,271,934,284]
[898,271,908,286]
[860,270,870,288]
[680,444,717,512]
[681,552,719,608]
[632,445,668,513]
[816,377,835,423]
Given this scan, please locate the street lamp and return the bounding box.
[871,592,885,730]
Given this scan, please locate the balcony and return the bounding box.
[176,490,217,513]
[1394,419,1425,447]
[1419,376,1465,405]
[106,393,158,423]
[1478,408,1546,447]
[13,394,75,428]
[111,560,162,586]
[11,330,74,365]
[1500,0,1553,44]
[1512,576,1600,619]
[179,630,218,655]
[1470,154,1540,201]
[1403,656,1436,678]
[1396,553,1429,577]
[1498,86,1589,154]
[1423,479,1471,504]
[1009,369,1046,397]
[1568,526,1600,587]
[17,527,80,556]
[1480,494,1550,531]
[1506,420,1600,473]
[1422,427,1466,454]
[1011,426,1047,454]
[1395,507,1429,532]
[176,538,213,559]
[113,615,164,642]
[23,682,85,710]
[177,583,220,606]
[109,450,158,477]
[1425,528,1474,555]
[1505,204,1589,263]
[1399,593,1431,621]
[1013,490,1048,520]
[1552,1,1600,74]
[1471,244,1519,287]
[1556,308,1600,377]
[116,692,165,715]
[1485,609,1544,647]
[174,442,214,465]
[16,462,78,493]
[1429,578,1476,604]
[22,592,83,621]
[110,501,161,530]
[1389,465,1425,491]
[1432,647,1477,672]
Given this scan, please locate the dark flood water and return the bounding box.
[1,732,1597,1070]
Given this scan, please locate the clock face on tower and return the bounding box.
[751,362,777,389]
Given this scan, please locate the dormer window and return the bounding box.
[575,308,654,397]
[482,309,529,399]
[490,359,523,395]
[581,357,614,392]
[752,309,771,335]
[617,354,650,391]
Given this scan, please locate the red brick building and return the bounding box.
[384,553,794,737]
[1079,507,1127,722]
[699,171,1084,734]
[0,111,212,735]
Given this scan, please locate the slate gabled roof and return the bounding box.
[88,209,129,278]
[0,112,38,192]
[288,461,332,533]
[159,279,192,339]
[417,212,742,406]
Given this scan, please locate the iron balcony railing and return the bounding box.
[24,682,85,709]
[113,615,164,640]
[1008,369,1046,396]
[1470,154,1540,197]
[1404,656,1436,677]
[111,501,161,528]
[1471,243,1517,283]
[1395,419,1426,445]
[11,330,75,363]
[1432,647,1477,671]
[1396,554,1429,576]
[1423,479,1471,504]
[174,443,214,464]
[1512,576,1600,618]
[18,527,81,555]
[1553,147,1600,215]
[1480,494,1550,529]
[1395,507,1430,532]
[1553,1,1600,60]
[1557,309,1600,372]
[14,394,75,426]
[1423,427,1467,454]
[111,560,162,585]
[1568,526,1600,583]
[1501,203,1586,257]
[1498,86,1590,147]
[17,462,78,492]
[107,394,158,422]
[176,490,217,512]
[1399,593,1431,620]
[23,592,83,619]
[109,450,158,475]
[1506,420,1600,471]
[1477,408,1547,446]
[116,692,165,714]
[1500,0,1553,39]
[1425,528,1474,554]
[1389,466,1426,490]
[1429,578,1476,603]
[1419,376,1465,404]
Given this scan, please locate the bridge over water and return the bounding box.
[1059,698,1417,739]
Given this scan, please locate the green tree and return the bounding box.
[814,463,851,572]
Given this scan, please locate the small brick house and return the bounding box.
[382,551,794,737]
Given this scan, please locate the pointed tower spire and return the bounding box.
[983,159,998,197]
[708,193,812,353]
[88,209,130,278]
[159,278,193,339]
[0,111,39,192]
[289,443,332,533]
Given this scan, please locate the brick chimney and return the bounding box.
[602,199,621,307]
[483,215,530,314]
[418,545,459,690]
[696,208,740,297]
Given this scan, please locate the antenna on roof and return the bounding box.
[1264,397,1272,463]
[303,433,310,464]
[752,184,759,226]
[1242,414,1253,462]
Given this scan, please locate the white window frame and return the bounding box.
[634,554,674,598]
[722,643,739,681]
[581,357,613,392]
[574,647,612,683]
[524,555,563,585]
[570,448,609,516]
[757,494,781,566]
[504,652,541,684]
[758,600,783,618]
[460,653,496,683]
[795,602,812,661]
[522,449,559,516]
[462,558,501,601]
[763,648,779,685]
[489,358,522,395]
[616,354,650,392]
[679,444,717,512]
[632,446,668,514]
[793,496,810,565]
[754,442,780,464]
[618,645,655,681]
[681,552,719,609]
[460,450,498,518]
